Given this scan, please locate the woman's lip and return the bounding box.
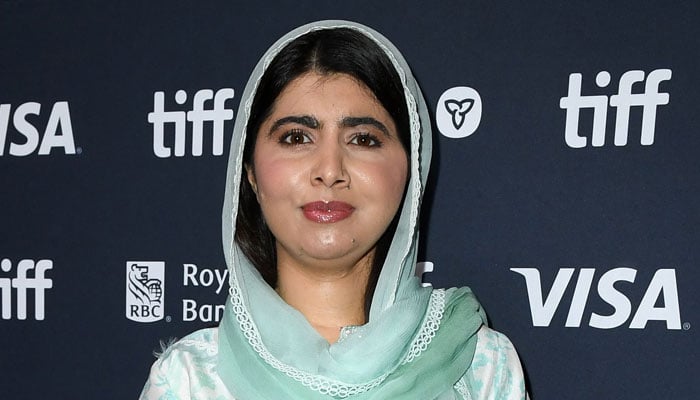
[301,201,355,223]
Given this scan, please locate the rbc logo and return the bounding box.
[559,69,671,148]
[435,86,482,138]
[0,101,77,156]
[0,258,53,320]
[148,88,235,158]
[126,261,165,322]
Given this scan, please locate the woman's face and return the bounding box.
[248,72,408,272]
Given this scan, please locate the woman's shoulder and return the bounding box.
[158,327,220,361]
[474,325,519,360]
[139,327,234,400]
[456,325,529,400]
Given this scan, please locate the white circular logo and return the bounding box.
[436,86,482,138]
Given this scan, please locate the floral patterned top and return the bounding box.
[140,325,529,400]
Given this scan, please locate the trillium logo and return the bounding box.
[436,86,482,138]
[444,99,474,130]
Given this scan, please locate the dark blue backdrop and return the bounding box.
[1,1,698,398]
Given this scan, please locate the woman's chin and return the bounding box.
[284,236,375,269]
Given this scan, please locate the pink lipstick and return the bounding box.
[301,201,355,223]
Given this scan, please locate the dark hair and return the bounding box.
[235,27,410,316]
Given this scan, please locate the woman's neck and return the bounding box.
[275,252,372,343]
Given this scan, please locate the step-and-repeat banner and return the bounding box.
[1,1,697,399]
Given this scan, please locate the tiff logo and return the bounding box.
[0,259,53,320]
[559,69,671,148]
[126,261,164,323]
[148,88,235,158]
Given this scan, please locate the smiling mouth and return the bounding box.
[301,201,355,223]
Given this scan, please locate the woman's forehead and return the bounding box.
[264,72,393,125]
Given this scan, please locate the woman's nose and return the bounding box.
[311,142,349,189]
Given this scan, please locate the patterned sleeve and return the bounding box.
[139,344,193,400]
[138,328,232,400]
[456,326,530,400]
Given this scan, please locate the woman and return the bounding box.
[141,20,528,399]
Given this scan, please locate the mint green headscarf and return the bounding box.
[218,20,486,399]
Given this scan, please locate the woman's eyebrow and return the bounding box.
[268,115,320,135]
[340,116,390,137]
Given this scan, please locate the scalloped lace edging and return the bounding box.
[228,284,446,398]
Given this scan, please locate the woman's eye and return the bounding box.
[350,133,381,147]
[280,129,311,145]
